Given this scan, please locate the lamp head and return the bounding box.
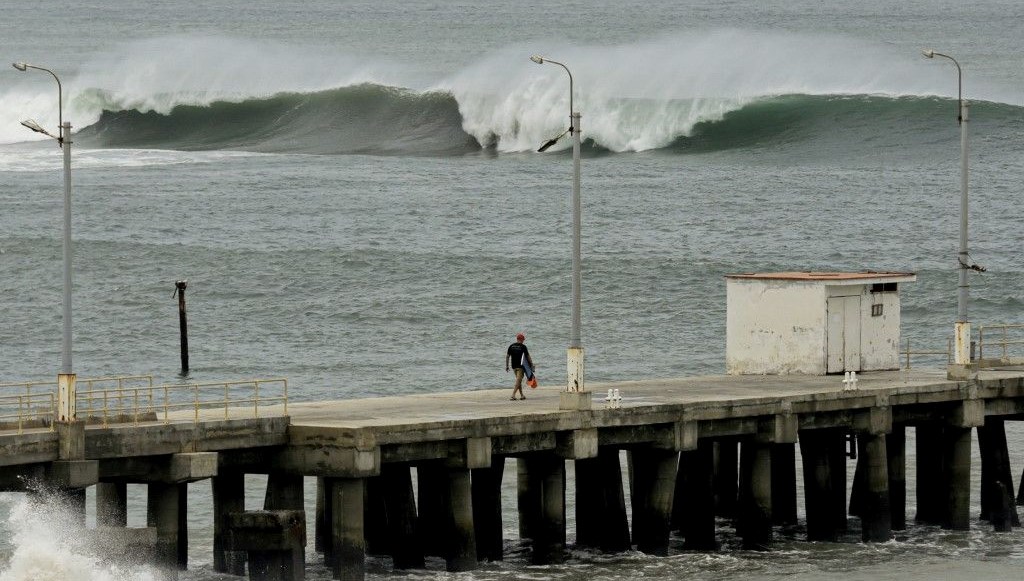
[12,62,28,71]
[922,49,935,59]
[530,55,545,65]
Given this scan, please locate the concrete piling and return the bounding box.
[915,424,945,525]
[737,440,772,550]
[770,443,798,526]
[380,464,424,569]
[520,454,565,564]
[328,477,365,581]
[147,482,185,572]
[226,510,306,581]
[575,448,631,552]
[859,433,892,542]
[887,426,907,530]
[713,439,739,519]
[629,447,678,556]
[674,439,717,550]
[471,460,505,562]
[978,418,1020,527]
[943,426,972,530]
[800,429,844,541]
[213,472,247,575]
[96,482,128,527]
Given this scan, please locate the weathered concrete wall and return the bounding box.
[727,280,826,375]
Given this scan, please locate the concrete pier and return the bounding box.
[3,368,1024,578]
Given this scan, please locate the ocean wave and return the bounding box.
[3,31,1022,156]
[70,88,1022,157]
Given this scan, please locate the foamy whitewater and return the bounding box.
[3,0,1024,579]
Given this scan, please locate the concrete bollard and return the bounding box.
[226,510,306,581]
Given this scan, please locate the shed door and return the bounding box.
[827,295,862,373]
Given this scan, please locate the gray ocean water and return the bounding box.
[2,0,1024,579]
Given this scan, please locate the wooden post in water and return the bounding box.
[174,280,189,375]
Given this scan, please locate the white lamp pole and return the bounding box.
[922,49,973,366]
[531,54,585,397]
[13,61,77,420]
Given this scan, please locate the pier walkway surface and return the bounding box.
[2,368,1023,580]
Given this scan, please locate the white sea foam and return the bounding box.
[439,29,1019,152]
[0,492,160,581]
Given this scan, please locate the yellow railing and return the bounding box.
[77,378,289,426]
[976,324,1024,362]
[0,392,56,434]
[0,375,287,431]
[899,337,952,370]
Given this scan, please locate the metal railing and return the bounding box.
[77,378,289,426]
[900,337,953,370]
[0,375,287,432]
[976,324,1024,361]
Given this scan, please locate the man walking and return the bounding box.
[505,332,535,400]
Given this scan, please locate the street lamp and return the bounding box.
[13,61,77,421]
[530,54,588,408]
[921,49,983,368]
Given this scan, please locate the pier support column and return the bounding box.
[516,458,539,541]
[363,475,390,556]
[800,429,844,541]
[445,466,478,571]
[381,464,423,569]
[714,439,739,519]
[859,433,892,542]
[416,462,478,571]
[472,458,505,562]
[148,481,186,572]
[738,440,772,550]
[629,447,678,556]
[316,477,327,555]
[978,417,1020,527]
[943,426,972,530]
[263,474,305,575]
[96,482,128,527]
[887,426,907,530]
[575,448,631,552]
[519,454,565,564]
[771,443,797,526]
[915,424,945,525]
[213,472,246,575]
[673,439,717,550]
[417,463,447,557]
[328,477,365,581]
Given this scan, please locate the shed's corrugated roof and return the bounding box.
[726,271,916,281]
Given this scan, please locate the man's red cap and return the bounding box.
[516,333,525,341]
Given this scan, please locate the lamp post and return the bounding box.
[530,54,588,407]
[13,61,76,421]
[922,49,975,367]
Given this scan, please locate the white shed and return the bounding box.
[726,271,917,375]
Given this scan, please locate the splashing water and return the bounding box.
[0,492,161,581]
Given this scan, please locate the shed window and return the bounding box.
[871,283,897,293]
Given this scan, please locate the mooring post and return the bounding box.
[173,280,189,375]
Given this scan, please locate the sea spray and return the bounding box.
[0,491,160,581]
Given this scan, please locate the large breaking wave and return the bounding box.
[3,31,1021,156]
